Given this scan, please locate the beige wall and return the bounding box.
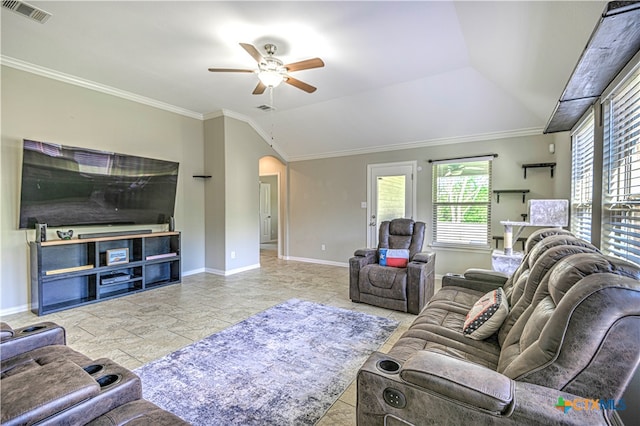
[288,133,571,274]
[1,66,205,314]
[0,65,571,314]
[203,116,286,274]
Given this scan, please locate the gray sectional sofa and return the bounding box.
[357,230,640,425]
[0,321,186,425]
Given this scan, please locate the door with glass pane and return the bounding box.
[367,162,416,247]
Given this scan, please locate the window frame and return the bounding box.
[570,111,595,242]
[431,157,492,248]
[601,67,640,264]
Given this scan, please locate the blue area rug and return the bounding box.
[135,299,398,425]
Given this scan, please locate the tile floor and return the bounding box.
[2,247,437,425]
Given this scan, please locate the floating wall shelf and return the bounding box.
[192,175,212,179]
[522,163,556,179]
[493,189,530,203]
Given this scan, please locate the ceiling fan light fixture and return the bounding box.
[258,70,284,87]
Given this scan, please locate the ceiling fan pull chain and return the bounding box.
[269,87,275,145]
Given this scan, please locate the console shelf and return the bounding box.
[30,231,181,315]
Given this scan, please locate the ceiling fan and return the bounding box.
[208,43,324,95]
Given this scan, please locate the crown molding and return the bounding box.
[1,56,204,120]
[203,109,289,162]
[286,127,545,162]
[2,56,545,164]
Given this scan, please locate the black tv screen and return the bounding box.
[19,139,179,229]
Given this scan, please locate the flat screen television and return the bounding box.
[19,139,179,229]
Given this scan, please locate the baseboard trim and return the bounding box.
[205,263,261,276]
[0,303,30,316]
[183,267,206,277]
[283,256,349,268]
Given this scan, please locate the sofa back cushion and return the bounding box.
[502,233,596,305]
[497,243,598,346]
[497,254,640,401]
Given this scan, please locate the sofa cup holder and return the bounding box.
[83,364,105,375]
[377,359,401,374]
[96,374,121,388]
[21,325,46,333]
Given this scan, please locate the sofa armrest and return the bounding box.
[0,322,66,360]
[400,350,513,413]
[442,274,505,293]
[357,351,612,425]
[464,268,509,284]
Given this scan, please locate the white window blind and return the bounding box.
[432,159,491,247]
[570,113,595,242]
[602,69,640,264]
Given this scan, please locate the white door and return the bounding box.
[367,162,417,247]
[259,182,271,243]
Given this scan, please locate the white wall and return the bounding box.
[1,66,205,314]
[287,133,571,274]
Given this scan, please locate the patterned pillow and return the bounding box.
[379,248,410,267]
[463,288,509,340]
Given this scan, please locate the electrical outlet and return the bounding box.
[231,251,236,259]
[321,244,326,251]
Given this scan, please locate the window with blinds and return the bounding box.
[602,69,640,264]
[570,113,595,242]
[432,159,491,247]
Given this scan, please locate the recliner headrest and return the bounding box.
[524,228,574,253]
[389,219,414,236]
[548,253,640,304]
[527,235,598,268]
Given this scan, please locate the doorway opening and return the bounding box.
[259,155,285,259]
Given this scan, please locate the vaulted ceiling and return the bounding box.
[1,1,607,160]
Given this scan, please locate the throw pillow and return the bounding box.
[463,288,509,340]
[379,248,409,267]
[378,248,388,266]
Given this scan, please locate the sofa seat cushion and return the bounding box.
[86,400,189,426]
[359,264,407,299]
[1,358,100,426]
[387,306,501,367]
[1,345,92,378]
[427,286,485,311]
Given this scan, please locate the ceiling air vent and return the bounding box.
[257,105,276,112]
[2,0,51,23]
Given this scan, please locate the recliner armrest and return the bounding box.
[354,247,377,258]
[0,322,66,360]
[412,251,435,264]
[400,350,513,413]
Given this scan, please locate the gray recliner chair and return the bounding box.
[349,218,435,314]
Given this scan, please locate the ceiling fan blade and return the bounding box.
[252,81,267,95]
[208,68,254,73]
[284,76,317,93]
[240,43,265,64]
[285,58,325,72]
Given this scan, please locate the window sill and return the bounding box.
[429,243,492,254]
